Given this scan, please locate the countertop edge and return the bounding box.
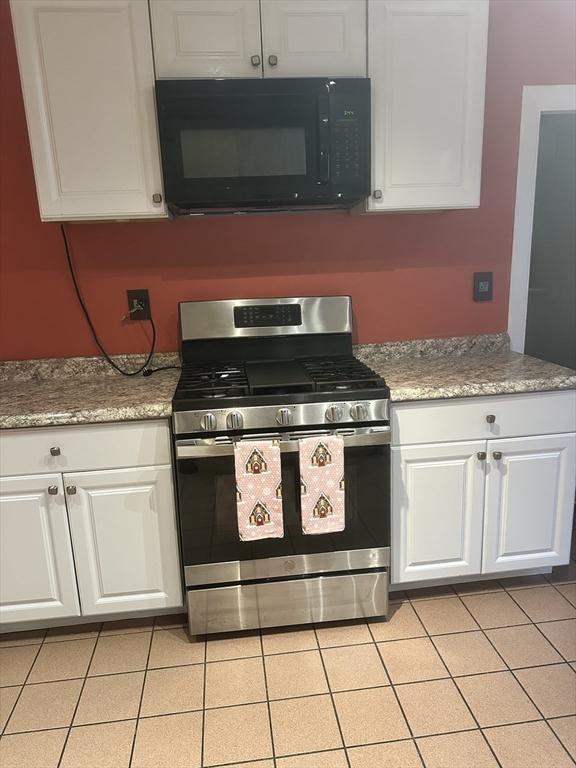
[390,377,576,404]
[2,378,575,430]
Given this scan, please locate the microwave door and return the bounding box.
[156,80,328,209]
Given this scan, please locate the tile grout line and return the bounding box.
[453,591,576,767]
[198,631,209,768]
[5,649,573,694]
[257,630,278,768]
[127,623,156,768]
[313,624,353,768]
[1,628,47,739]
[366,619,427,767]
[405,592,505,768]
[55,623,102,768]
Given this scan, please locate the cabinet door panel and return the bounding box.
[65,465,182,615]
[0,475,80,622]
[261,0,366,77]
[10,0,165,220]
[392,442,486,583]
[483,433,576,573]
[151,0,262,78]
[368,0,488,210]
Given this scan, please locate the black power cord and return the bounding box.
[61,223,157,377]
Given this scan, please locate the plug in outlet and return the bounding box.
[126,289,151,320]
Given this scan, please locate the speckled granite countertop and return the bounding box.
[0,354,181,430]
[1,335,574,429]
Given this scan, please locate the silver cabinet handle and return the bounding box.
[50,446,61,456]
[486,414,496,424]
[373,189,383,200]
[48,485,58,495]
[492,451,503,461]
[268,54,278,66]
[251,54,261,66]
[152,193,163,204]
[477,452,486,460]
[66,485,77,495]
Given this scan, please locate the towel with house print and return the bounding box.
[299,435,345,534]
[234,440,284,541]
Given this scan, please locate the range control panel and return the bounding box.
[234,304,303,328]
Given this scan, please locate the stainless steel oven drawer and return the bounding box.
[187,570,388,635]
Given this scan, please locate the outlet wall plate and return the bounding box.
[473,272,493,302]
[126,289,151,320]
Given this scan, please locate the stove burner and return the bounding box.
[177,362,250,399]
[300,356,384,392]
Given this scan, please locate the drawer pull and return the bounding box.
[50,446,61,456]
[47,485,58,495]
[492,451,503,461]
[66,485,77,495]
[486,415,496,424]
[477,452,486,460]
[268,54,278,66]
[250,54,261,66]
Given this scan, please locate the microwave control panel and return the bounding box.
[331,92,365,185]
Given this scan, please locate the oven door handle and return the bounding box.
[175,429,391,459]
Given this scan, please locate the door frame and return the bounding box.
[507,84,576,352]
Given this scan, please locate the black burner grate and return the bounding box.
[177,362,249,399]
[301,356,384,392]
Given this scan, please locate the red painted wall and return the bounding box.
[1,0,575,360]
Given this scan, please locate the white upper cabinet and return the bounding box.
[10,0,166,221]
[64,465,182,615]
[483,434,576,574]
[0,474,80,623]
[260,0,366,77]
[150,0,263,78]
[367,0,489,211]
[392,441,486,583]
[151,0,366,79]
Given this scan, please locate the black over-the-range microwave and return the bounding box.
[155,78,371,213]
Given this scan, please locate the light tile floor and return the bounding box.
[1,565,575,767]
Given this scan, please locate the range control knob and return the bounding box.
[325,405,343,423]
[200,413,217,431]
[226,411,244,430]
[276,408,292,426]
[350,403,368,421]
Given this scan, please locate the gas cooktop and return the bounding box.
[172,297,389,436]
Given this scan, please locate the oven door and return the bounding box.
[175,429,390,587]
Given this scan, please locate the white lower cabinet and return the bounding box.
[392,416,576,584]
[392,441,486,583]
[0,421,182,625]
[483,434,576,573]
[65,465,182,615]
[0,474,80,623]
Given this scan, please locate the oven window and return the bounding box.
[180,127,307,179]
[177,445,390,567]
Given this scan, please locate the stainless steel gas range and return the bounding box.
[172,297,390,635]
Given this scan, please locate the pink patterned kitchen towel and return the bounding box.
[234,440,284,541]
[299,435,345,535]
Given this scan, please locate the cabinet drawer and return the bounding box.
[0,420,171,477]
[392,391,576,446]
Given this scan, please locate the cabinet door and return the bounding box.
[483,433,576,573]
[367,0,488,210]
[0,475,80,623]
[10,0,166,221]
[65,466,182,615]
[392,441,486,583]
[150,0,263,78]
[261,0,366,77]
